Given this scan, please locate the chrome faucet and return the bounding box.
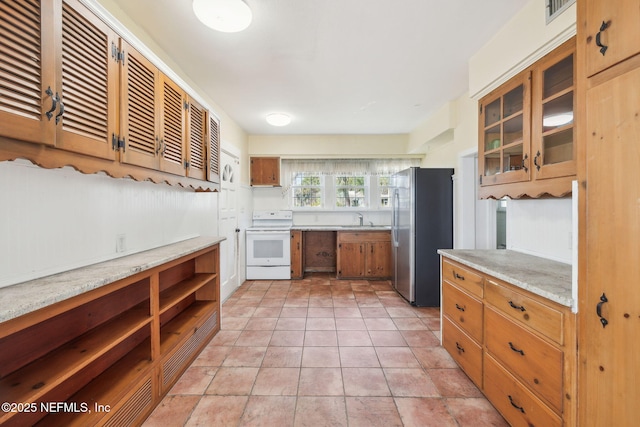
[357,212,363,226]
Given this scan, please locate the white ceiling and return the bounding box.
[104,0,529,135]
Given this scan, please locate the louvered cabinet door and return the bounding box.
[0,0,56,146]
[159,74,185,176]
[55,0,118,160]
[185,96,207,180]
[120,40,159,170]
[208,114,220,184]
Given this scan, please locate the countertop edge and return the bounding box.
[438,249,573,308]
[292,226,391,231]
[0,236,226,323]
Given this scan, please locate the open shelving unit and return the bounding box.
[0,239,221,427]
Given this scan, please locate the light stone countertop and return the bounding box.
[0,236,225,323]
[292,225,391,231]
[437,249,572,307]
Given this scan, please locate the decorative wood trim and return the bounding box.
[0,137,219,192]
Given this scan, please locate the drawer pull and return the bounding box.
[455,342,465,354]
[508,300,526,312]
[453,271,465,280]
[596,293,609,328]
[455,303,465,312]
[508,395,526,413]
[508,342,525,356]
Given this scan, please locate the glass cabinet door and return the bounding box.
[533,38,576,180]
[479,71,531,186]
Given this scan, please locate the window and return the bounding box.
[546,0,575,23]
[281,158,420,210]
[335,176,366,208]
[291,173,323,208]
[377,175,391,208]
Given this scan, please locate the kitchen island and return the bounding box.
[438,249,576,427]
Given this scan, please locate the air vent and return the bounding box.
[546,0,575,23]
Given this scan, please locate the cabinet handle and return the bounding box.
[508,341,525,356]
[596,293,609,328]
[44,87,59,121]
[595,21,610,56]
[521,153,528,173]
[453,271,465,281]
[455,342,465,354]
[371,245,374,254]
[533,150,541,171]
[508,300,526,312]
[455,303,465,312]
[55,97,65,125]
[508,395,525,413]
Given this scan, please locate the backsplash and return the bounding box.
[0,160,219,289]
[506,197,573,264]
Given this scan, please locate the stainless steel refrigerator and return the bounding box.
[391,167,453,306]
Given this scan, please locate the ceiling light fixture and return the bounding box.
[192,0,252,33]
[266,113,292,127]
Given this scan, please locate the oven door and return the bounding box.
[246,229,291,266]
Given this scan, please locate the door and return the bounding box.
[584,0,640,77]
[392,168,414,302]
[0,0,56,146]
[581,65,640,427]
[337,242,364,278]
[219,148,239,300]
[55,0,118,160]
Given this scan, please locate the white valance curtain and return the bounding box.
[281,158,421,177]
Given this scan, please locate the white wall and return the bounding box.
[409,0,576,264]
[0,160,219,288]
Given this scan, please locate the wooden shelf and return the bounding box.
[0,307,151,426]
[160,301,217,353]
[0,239,220,426]
[158,273,217,315]
[35,339,153,427]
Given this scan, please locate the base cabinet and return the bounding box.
[0,240,221,427]
[440,256,576,427]
[336,231,391,279]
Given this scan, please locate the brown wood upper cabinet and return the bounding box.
[583,0,640,77]
[0,0,118,160]
[0,0,220,188]
[478,38,576,199]
[250,157,280,186]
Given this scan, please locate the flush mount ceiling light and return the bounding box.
[192,0,252,33]
[266,113,292,127]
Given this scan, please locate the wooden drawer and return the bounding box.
[485,307,563,412]
[442,259,483,298]
[442,281,483,342]
[337,231,390,243]
[442,316,482,387]
[485,279,564,345]
[484,354,562,427]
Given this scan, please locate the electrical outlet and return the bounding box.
[116,234,126,253]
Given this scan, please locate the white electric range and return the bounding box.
[246,210,293,280]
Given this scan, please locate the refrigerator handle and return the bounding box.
[392,189,400,247]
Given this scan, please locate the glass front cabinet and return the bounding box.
[478,38,576,199]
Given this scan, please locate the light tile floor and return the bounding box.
[143,274,508,427]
